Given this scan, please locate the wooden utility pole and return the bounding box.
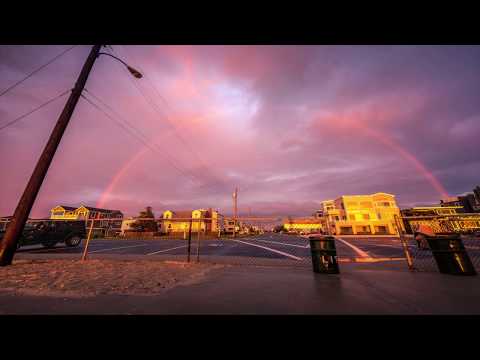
[233,187,238,238]
[0,45,102,266]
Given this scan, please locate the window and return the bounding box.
[349,214,356,221]
[335,216,340,221]
[355,225,371,234]
[363,214,370,220]
[374,226,388,234]
[377,213,382,220]
[340,226,353,235]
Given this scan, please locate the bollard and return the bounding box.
[309,235,340,274]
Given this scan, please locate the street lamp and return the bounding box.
[98,52,143,78]
[0,45,143,266]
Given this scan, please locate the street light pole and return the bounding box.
[233,187,238,238]
[0,45,102,266]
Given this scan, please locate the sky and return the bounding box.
[1,45,479,218]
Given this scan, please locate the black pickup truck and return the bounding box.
[0,220,86,249]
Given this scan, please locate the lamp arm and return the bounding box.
[98,52,131,68]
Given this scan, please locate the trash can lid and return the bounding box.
[309,235,335,241]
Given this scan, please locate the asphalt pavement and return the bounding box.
[5,233,480,314]
[14,233,480,270]
[13,233,407,265]
[2,261,480,314]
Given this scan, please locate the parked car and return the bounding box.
[0,220,86,249]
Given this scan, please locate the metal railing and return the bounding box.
[394,214,480,272]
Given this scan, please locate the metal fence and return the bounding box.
[403,235,480,273]
[394,215,480,273]
[3,215,480,273]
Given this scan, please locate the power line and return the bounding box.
[0,45,77,99]
[0,89,70,132]
[84,88,155,146]
[110,46,221,181]
[83,88,202,183]
[81,91,227,193]
[80,92,202,185]
[114,46,202,153]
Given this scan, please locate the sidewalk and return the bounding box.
[1,259,479,314]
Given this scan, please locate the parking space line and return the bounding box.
[336,238,371,258]
[25,245,93,253]
[24,246,68,253]
[146,245,188,255]
[256,239,309,248]
[367,243,403,249]
[87,244,148,254]
[23,241,111,253]
[233,239,303,260]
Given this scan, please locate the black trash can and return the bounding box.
[425,234,477,276]
[309,236,340,274]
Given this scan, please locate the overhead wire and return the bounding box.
[81,90,227,193]
[80,91,204,186]
[0,45,77,98]
[110,46,225,187]
[82,87,204,183]
[0,89,70,132]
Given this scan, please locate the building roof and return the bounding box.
[340,192,395,198]
[56,206,77,211]
[409,206,463,210]
[82,206,122,214]
[283,217,320,224]
[163,209,220,219]
[164,210,193,219]
[54,205,122,214]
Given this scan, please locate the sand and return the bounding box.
[0,259,224,298]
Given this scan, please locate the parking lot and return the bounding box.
[13,232,480,270]
[13,233,402,264]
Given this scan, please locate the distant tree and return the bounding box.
[131,206,158,232]
[139,206,155,219]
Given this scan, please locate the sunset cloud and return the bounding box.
[1,45,479,217]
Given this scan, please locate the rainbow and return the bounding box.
[97,118,449,210]
[355,124,449,198]
[96,113,209,209]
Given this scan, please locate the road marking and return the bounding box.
[337,257,406,263]
[26,246,69,253]
[88,244,148,254]
[336,238,371,258]
[26,244,101,253]
[256,239,309,248]
[233,239,303,260]
[355,257,406,263]
[146,245,188,255]
[367,243,403,249]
